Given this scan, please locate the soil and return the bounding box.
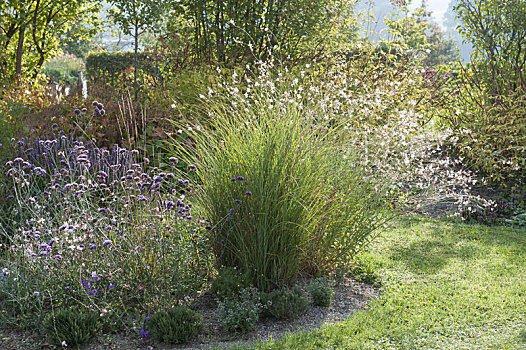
[0,276,379,350]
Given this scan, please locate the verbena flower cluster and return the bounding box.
[0,128,212,328]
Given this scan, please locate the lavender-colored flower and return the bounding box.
[102,240,112,246]
[140,329,149,338]
[234,199,241,204]
[33,291,39,297]
[145,316,150,321]
[89,243,97,249]
[74,109,81,115]
[189,164,197,170]
[246,191,252,196]
[109,283,114,289]
[236,175,244,180]
[231,177,237,182]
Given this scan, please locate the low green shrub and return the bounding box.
[44,308,100,347]
[307,278,334,307]
[264,287,309,320]
[210,267,250,299]
[148,306,203,344]
[217,287,262,333]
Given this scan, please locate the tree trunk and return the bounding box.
[15,23,25,84]
[134,20,138,101]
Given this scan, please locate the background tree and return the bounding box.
[0,0,101,85]
[167,0,356,65]
[107,0,169,99]
[382,1,460,66]
[441,0,526,188]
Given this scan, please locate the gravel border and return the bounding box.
[0,276,379,350]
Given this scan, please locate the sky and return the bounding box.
[410,0,451,24]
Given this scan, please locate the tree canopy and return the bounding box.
[0,0,101,84]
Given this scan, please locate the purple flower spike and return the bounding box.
[102,240,112,247]
[236,176,244,180]
[246,191,252,196]
[33,291,39,297]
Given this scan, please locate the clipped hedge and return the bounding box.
[86,51,158,84]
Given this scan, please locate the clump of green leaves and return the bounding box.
[307,278,335,307]
[263,286,309,320]
[148,306,203,344]
[44,308,100,347]
[177,71,389,291]
[210,267,250,299]
[217,287,262,333]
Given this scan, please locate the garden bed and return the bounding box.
[0,276,378,349]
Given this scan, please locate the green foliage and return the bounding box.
[384,8,429,51]
[263,286,309,320]
[217,287,262,333]
[382,4,460,66]
[44,308,100,347]
[0,0,100,84]
[175,70,389,291]
[307,278,334,307]
[168,0,356,64]
[210,267,251,300]
[148,306,203,344]
[42,55,84,84]
[440,0,526,188]
[86,51,155,85]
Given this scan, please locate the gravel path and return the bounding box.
[0,276,379,350]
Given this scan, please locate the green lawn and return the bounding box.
[234,217,526,349]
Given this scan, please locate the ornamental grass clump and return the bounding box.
[175,64,391,291]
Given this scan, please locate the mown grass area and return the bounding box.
[233,217,526,350]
